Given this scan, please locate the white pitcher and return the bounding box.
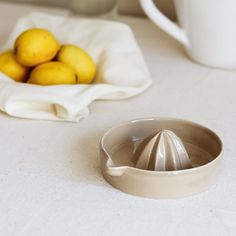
[140,0,236,69]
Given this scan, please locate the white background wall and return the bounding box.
[0,0,175,19]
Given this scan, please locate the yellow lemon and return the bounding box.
[15,28,60,67]
[28,62,77,85]
[57,45,96,84]
[0,50,29,82]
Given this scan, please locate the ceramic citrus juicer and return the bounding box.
[100,118,223,198]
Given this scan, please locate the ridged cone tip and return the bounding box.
[132,130,192,171]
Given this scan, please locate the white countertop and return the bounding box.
[0,2,236,236]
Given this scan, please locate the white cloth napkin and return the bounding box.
[0,12,152,122]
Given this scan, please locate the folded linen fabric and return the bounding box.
[0,12,152,122]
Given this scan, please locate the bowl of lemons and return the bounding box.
[0,28,96,85]
[0,12,151,122]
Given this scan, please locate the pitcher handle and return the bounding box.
[140,0,189,48]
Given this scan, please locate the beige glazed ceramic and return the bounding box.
[100,118,223,198]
